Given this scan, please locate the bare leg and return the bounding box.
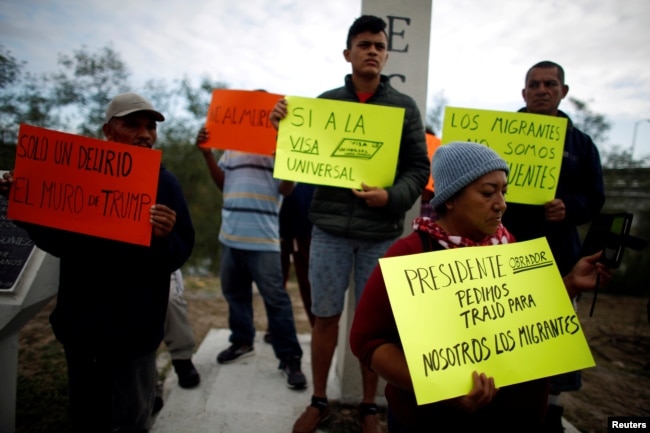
[361,363,378,403]
[292,314,340,433]
[360,363,381,433]
[310,314,340,397]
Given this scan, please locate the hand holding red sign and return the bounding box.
[203,89,283,155]
[7,124,161,246]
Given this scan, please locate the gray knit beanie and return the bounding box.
[430,142,510,209]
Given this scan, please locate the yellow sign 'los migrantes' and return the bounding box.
[441,107,568,205]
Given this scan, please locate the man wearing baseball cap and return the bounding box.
[106,93,202,399]
[1,92,195,432]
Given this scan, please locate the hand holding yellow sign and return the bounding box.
[273,96,405,188]
[441,107,568,205]
[379,237,594,405]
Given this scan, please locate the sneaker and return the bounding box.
[217,344,254,364]
[172,358,201,389]
[279,355,307,389]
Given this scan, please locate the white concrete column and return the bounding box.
[336,286,364,403]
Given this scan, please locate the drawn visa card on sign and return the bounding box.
[274,96,405,188]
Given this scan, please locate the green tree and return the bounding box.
[51,43,131,138]
[148,75,230,274]
[0,45,22,166]
[425,90,447,136]
[0,45,23,89]
[0,44,231,274]
[562,97,650,169]
[566,96,611,145]
[601,145,650,169]
[0,45,59,161]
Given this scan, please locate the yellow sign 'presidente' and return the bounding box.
[441,107,568,205]
[273,96,405,188]
[378,237,594,405]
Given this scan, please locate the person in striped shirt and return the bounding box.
[195,126,306,390]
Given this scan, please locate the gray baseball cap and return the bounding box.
[105,92,165,123]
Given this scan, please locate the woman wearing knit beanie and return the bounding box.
[349,142,612,432]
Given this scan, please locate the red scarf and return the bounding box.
[412,217,516,249]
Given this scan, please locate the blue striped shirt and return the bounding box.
[218,151,283,252]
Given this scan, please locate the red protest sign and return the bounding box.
[203,89,282,155]
[7,124,161,246]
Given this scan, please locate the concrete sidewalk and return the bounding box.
[151,329,339,433]
[151,328,581,432]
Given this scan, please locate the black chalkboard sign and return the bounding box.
[0,194,35,291]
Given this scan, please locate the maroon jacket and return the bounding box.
[349,230,549,431]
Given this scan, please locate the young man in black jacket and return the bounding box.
[270,15,429,433]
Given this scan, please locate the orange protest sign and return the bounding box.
[7,124,161,246]
[203,89,283,155]
[424,131,441,193]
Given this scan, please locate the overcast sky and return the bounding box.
[2,0,650,157]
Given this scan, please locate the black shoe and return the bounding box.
[263,332,272,344]
[172,359,201,389]
[279,355,307,390]
[217,343,254,364]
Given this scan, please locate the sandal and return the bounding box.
[292,396,330,433]
[359,403,381,433]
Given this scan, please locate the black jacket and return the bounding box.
[309,75,430,240]
[502,109,605,275]
[21,164,194,355]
